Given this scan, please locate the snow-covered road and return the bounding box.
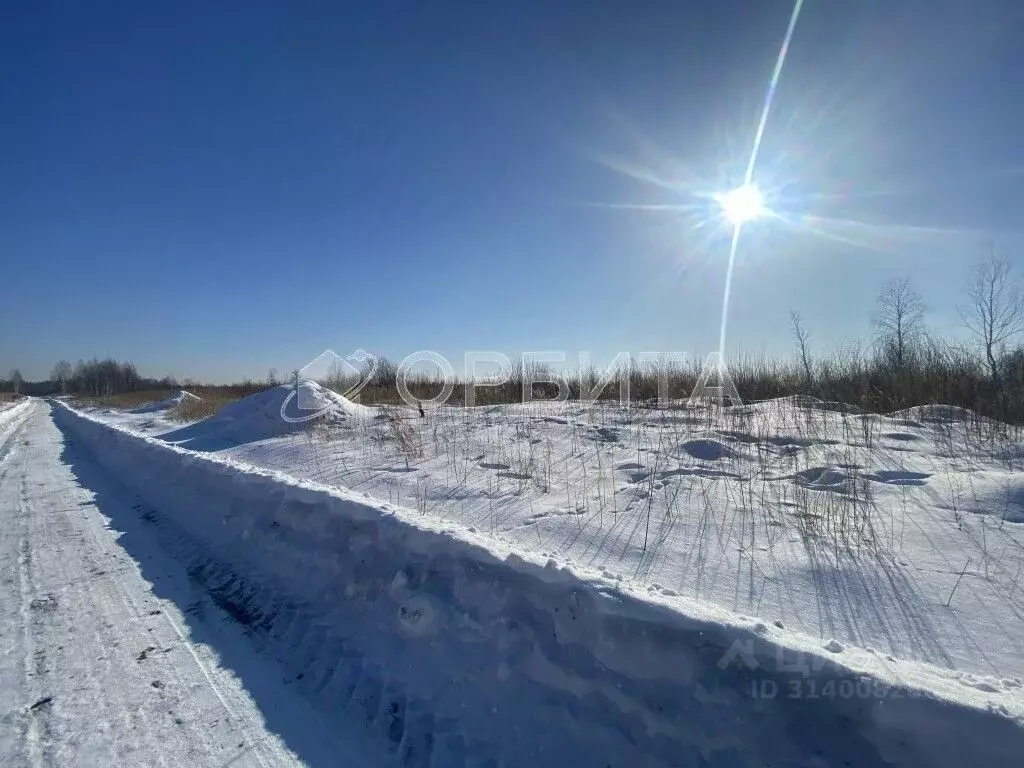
[0,400,377,767]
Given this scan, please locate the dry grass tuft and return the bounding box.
[70,385,265,422]
[168,391,243,421]
[73,389,178,409]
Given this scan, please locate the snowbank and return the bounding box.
[52,401,1024,768]
[0,398,31,437]
[157,383,373,451]
[0,399,25,418]
[967,471,1024,524]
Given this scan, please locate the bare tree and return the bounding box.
[267,368,280,386]
[9,369,23,395]
[50,360,72,394]
[789,310,813,387]
[961,251,1023,382]
[872,277,926,369]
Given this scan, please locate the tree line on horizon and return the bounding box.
[4,253,1023,422]
[334,252,1024,423]
[2,359,168,398]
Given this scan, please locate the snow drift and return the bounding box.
[0,398,31,443]
[157,382,373,451]
[52,401,1024,768]
[0,397,28,419]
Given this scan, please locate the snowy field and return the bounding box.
[4,393,1021,765]
[85,385,1024,687]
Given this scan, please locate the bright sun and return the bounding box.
[717,184,765,226]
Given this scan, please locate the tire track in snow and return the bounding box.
[0,401,320,767]
[75,498,275,768]
[61,434,292,768]
[3,406,55,768]
[51,407,278,767]
[17,521,46,768]
[15,418,121,767]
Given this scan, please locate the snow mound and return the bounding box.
[968,472,1024,523]
[786,394,861,413]
[896,404,980,424]
[157,383,373,451]
[131,390,200,414]
[792,465,855,492]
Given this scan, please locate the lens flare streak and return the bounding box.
[744,0,806,187]
[719,0,806,360]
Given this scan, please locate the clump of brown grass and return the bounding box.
[69,384,268,422]
[72,389,178,409]
[168,390,246,422]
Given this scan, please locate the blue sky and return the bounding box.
[2,0,1023,382]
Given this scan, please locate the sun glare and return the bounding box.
[717,184,765,226]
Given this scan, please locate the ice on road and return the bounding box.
[0,400,376,766]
